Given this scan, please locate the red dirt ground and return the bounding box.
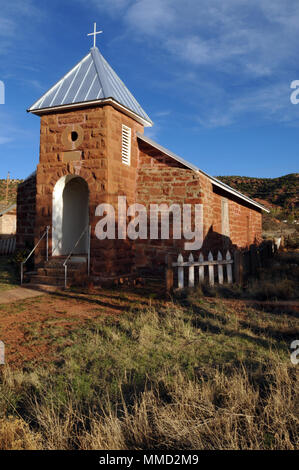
[0,286,297,368]
[0,288,152,368]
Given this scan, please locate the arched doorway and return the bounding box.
[52,175,89,256]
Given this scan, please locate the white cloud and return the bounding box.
[120,0,299,76]
[79,0,299,77]
[0,0,43,54]
[125,0,176,33]
[153,110,171,118]
[0,109,34,146]
[75,0,299,127]
[196,82,299,128]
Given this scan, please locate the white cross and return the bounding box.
[87,22,103,48]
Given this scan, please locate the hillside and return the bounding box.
[0,179,23,208]
[217,173,298,215]
[2,174,297,213]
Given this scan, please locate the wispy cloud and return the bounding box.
[0,1,43,55]
[0,109,35,146]
[85,0,299,128]
[0,136,13,145]
[153,110,172,118]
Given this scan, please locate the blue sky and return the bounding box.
[0,0,299,180]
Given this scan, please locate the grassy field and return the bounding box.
[0,254,298,450]
[0,290,298,449]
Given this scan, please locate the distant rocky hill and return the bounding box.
[1,174,298,214]
[0,179,23,208]
[217,173,298,215]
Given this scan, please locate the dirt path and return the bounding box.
[0,287,45,304]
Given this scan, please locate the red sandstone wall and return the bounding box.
[95,106,143,277]
[135,141,262,274]
[199,173,262,249]
[36,106,109,266]
[16,174,37,250]
[135,141,202,271]
[35,104,144,278]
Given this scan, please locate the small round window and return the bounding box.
[71,131,78,142]
[62,124,84,149]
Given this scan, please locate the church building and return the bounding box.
[17,29,267,287]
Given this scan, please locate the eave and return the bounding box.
[27,97,153,128]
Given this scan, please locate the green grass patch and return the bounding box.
[0,257,19,292]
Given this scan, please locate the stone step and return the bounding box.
[28,275,66,286]
[46,255,87,262]
[45,259,87,269]
[37,267,85,276]
[23,255,89,288]
[23,283,61,293]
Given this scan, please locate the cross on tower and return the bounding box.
[87,22,103,48]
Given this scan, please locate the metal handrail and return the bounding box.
[63,224,91,289]
[21,226,50,285]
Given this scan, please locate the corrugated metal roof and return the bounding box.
[28,47,152,126]
[137,133,269,213]
[0,203,16,217]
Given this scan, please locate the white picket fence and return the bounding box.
[0,237,16,255]
[172,250,233,289]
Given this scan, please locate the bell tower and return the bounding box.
[26,26,153,280]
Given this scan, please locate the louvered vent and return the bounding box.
[122,125,131,165]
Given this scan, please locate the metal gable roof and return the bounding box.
[0,203,16,217]
[28,47,153,126]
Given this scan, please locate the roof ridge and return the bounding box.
[90,47,109,98]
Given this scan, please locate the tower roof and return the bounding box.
[28,47,153,127]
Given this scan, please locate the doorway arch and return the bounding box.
[52,175,89,256]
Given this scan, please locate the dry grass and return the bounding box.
[79,363,298,450]
[0,278,297,450]
[0,362,297,450]
[0,416,41,450]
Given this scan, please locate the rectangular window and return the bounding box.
[122,125,131,165]
[221,199,230,237]
[221,198,230,249]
